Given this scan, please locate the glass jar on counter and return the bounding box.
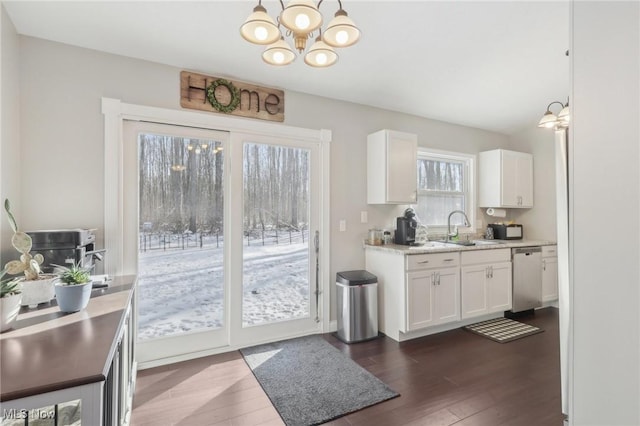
[368,229,383,245]
[415,224,429,244]
[383,231,392,245]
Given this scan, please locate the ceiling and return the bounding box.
[3,1,570,135]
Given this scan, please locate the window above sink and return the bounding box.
[414,148,476,232]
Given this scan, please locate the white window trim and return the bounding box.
[101,98,332,335]
[416,147,476,232]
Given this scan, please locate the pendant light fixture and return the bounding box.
[538,99,570,129]
[262,37,297,66]
[240,4,281,45]
[323,8,360,47]
[240,0,361,68]
[305,35,338,67]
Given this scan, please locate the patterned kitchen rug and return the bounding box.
[240,335,399,426]
[464,317,543,343]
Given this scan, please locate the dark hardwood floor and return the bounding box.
[131,308,563,426]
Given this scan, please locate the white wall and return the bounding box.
[15,36,510,320]
[0,5,21,265]
[508,126,558,241]
[570,2,640,424]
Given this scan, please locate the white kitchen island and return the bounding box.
[364,240,556,342]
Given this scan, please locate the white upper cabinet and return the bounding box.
[479,149,533,208]
[367,129,417,204]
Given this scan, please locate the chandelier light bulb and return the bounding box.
[315,52,328,65]
[273,51,285,64]
[335,30,349,45]
[295,13,310,30]
[254,26,268,41]
[195,148,201,154]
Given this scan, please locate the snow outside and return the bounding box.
[138,134,310,340]
[138,234,309,340]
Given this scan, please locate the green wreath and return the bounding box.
[206,79,240,113]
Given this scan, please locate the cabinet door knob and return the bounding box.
[418,260,430,264]
[487,266,493,278]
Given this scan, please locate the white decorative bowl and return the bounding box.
[20,275,57,308]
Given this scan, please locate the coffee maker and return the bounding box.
[395,208,418,245]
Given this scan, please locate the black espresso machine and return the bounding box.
[395,208,418,245]
[27,229,105,273]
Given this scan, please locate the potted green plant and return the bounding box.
[0,269,22,332]
[53,261,93,313]
[3,199,57,307]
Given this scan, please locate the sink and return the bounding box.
[407,241,452,249]
[446,240,476,246]
[430,239,506,247]
[472,240,506,245]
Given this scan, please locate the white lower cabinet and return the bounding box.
[461,249,512,319]
[542,245,559,302]
[365,247,515,342]
[406,266,459,331]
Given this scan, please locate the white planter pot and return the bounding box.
[20,275,57,307]
[55,281,92,313]
[1,293,22,332]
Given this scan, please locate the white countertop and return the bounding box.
[364,239,556,255]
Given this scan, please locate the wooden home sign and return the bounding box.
[180,71,284,122]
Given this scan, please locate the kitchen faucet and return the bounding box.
[447,210,471,241]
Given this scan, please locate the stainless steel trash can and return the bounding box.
[336,270,378,343]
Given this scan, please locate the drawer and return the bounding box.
[461,248,510,265]
[406,252,459,270]
[542,245,558,257]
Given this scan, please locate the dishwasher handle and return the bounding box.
[512,246,542,255]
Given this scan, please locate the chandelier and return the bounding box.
[240,0,361,68]
[538,100,570,129]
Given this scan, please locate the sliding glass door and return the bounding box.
[125,122,323,361]
[125,121,229,361]
[230,134,321,345]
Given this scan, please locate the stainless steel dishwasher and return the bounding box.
[510,247,542,313]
